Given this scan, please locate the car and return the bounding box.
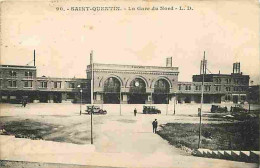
[85,106,107,115]
[210,105,228,113]
[143,106,161,114]
[230,104,248,113]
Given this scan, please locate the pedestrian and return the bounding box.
[134,108,137,116]
[21,99,24,107]
[152,119,158,133]
[23,99,27,107]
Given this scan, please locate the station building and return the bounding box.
[0,65,89,103]
[86,61,179,104]
[0,58,257,104]
[177,63,250,104]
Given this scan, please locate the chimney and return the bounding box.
[90,50,93,65]
[33,50,36,66]
[233,62,241,74]
[166,57,172,67]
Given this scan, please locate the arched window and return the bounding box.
[129,78,146,93]
[154,79,170,94]
[104,77,121,93]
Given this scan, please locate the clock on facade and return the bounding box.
[135,81,140,87]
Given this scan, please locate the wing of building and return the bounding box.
[0,61,258,104]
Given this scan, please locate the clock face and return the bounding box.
[135,81,140,87]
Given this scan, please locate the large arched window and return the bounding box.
[154,79,170,94]
[104,77,121,93]
[129,78,146,93]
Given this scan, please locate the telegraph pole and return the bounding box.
[90,50,94,105]
[91,105,93,144]
[174,92,176,115]
[120,89,122,116]
[198,51,206,149]
[166,93,169,115]
[90,51,94,145]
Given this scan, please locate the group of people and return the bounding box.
[133,108,158,134]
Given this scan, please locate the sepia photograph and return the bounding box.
[0,0,259,168]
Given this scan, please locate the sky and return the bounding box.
[1,0,259,84]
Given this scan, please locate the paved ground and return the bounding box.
[0,103,259,168]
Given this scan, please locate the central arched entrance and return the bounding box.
[153,79,170,104]
[128,78,146,104]
[103,77,121,104]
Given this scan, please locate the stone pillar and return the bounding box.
[48,93,54,103]
[169,95,175,104]
[221,95,226,104]
[94,93,103,104]
[121,94,128,104]
[145,93,153,104]
[238,94,241,103]
[62,93,67,101]
[190,95,195,104]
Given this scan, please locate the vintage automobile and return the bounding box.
[230,104,248,113]
[210,105,228,113]
[143,106,161,114]
[85,106,107,115]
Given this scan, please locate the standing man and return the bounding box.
[152,119,158,133]
[24,99,27,107]
[134,108,137,116]
[21,98,24,107]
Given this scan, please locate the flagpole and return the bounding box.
[91,50,94,105]
[90,50,94,145]
[198,51,205,149]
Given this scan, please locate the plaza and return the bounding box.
[0,103,259,168]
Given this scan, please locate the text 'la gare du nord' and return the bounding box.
[57,6,194,12]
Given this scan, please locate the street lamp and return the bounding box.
[174,92,176,115]
[80,89,82,115]
[77,85,82,115]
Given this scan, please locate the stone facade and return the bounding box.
[0,65,90,103]
[1,61,255,104]
[86,63,179,104]
[176,72,250,104]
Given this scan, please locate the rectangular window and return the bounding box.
[226,78,231,84]
[9,71,17,77]
[178,85,181,90]
[81,83,87,88]
[40,81,47,88]
[205,85,211,91]
[196,85,201,91]
[25,71,33,78]
[8,80,17,87]
[215,78,221,84]
[54,81,61,88]
[68,82,75,88]
[184,85,191,90]
[24,81,33,88]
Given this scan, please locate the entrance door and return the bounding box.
[103,77,121,104]
[104,93,120,104]
[154,79,170,104]
[233,95,238,103]
[128,78,146,104]
[128,94,146,104]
